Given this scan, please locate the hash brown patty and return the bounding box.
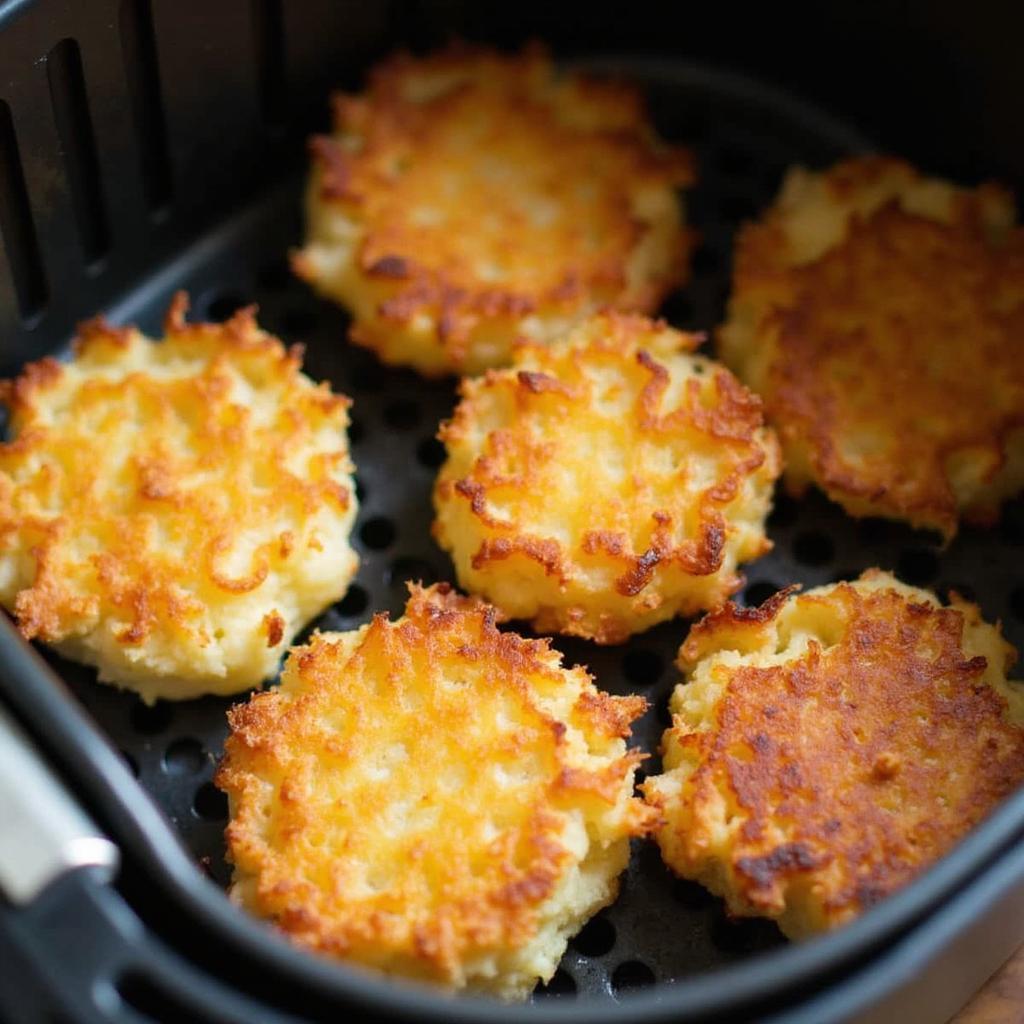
[719,156,1024,538]
[294,42,695,377]
[433,312,781,643]
[643,570,1024,938]
[217,583,653,999]
[0,294,359,701]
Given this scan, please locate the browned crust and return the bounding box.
[0,292,353,648]
[650,580,1024,928]
[300,42,695,359]
[217,583,654,984]
[263,610,285,648]
[680,584,801,659]
[726,157,1024,537]
[471,535,566,578]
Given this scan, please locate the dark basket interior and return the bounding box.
[1,1,1023,1020]
[21,56,1024,1005]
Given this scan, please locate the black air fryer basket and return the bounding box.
[1,3,1023,1022]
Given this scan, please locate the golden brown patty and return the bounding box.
[433,312,781,643]
[719,155,1024,538]
[217,583,653,999]
[0,294,358,701]
[294,42,695,377]
[643,570,1024,938]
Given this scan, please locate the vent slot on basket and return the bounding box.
[119,0,172,218]
[47,38,110,270]
[252,0,287,130]
[0,100,47,324]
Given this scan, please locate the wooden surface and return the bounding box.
[953,944,1024,1023]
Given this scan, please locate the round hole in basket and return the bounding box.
[256,259,291,292]
[129,700,173,736]
[792,530,836,567]
[611,960,656,993]
[533,969,577,999]
[622,649,665,687]
[337,583,369,618]
[383,399,422,430]
[673,878,715,910]
[163,738,206,776]
[416,436,446,469]
[388,556,437,587]
[193,782,228,822]
[280,306,318,337]
[896,546,940,586]
[768,493,799,530]
[744,579,781,607]
[360,516,397,550]
[661,291,695,327]
[571,915,617,958]
[709,906,783,954]
[857,517,895,544]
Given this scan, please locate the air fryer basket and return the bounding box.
[1,3,1023,1023]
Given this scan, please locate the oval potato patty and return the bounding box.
[643,570,1024,938]
[719,155,1024,538]
[0,294,359,701]
[218,583,654,999]
[434,312,781,643]
[294,42,695,377]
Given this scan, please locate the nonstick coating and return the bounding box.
[34,59,1024,1005]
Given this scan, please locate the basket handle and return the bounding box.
[0,703,119,906]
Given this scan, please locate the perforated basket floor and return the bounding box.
[39,58,1024,1005]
